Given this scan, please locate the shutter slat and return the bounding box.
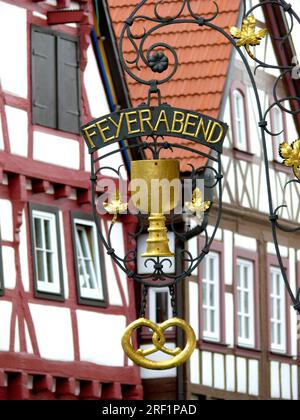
[31,29,57,128]
[57,37,80,134]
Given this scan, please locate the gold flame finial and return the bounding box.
[279,140,300,180]
[103,190,128,224]
[230,15,267,60]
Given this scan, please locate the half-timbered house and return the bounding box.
[107,0,300,400]
[0,0,142,400]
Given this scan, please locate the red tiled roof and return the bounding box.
[107,0,240,171]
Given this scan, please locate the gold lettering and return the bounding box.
[153,110,171,132]
[195,118,212,141]
[96,119,114,143]
[182,113,199,137]
[138,109,154,132]
[83,124,97,148]
[171,111,185,134]
[206,122,224,144]
[108,113,124,139]
[125,111,140,135]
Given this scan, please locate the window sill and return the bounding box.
[233,148,255,163]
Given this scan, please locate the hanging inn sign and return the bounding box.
[81,0,300,370]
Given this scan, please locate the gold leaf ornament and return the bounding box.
[230,15,267,60]
[103,190,128,224]
[121,317,196,370]
[185,188,211,219]
[279,140,300,180]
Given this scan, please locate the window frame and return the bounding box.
[236,258,255,348]
[270,266,287,353]
[199,240,225,344]
[230,81,251,154]
[31,24,81,134]
[234,248,260,350]
[71,212,108,308]
[148,287,172,324]
[29,203,64,301]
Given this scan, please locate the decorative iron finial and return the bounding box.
[279,140,300,180]
[230,15,267,60]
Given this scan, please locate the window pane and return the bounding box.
[203,282,207,305]
[209,284,214,306]
[204,309,208,331]
[44,219,52,250]
[210,257,214,280]
[238,315,242,337]
[36,250,45,282]
[156,292,169,324]
[245,317,249,339]
[46,252,54,283]
[244,291,249,314]
[34,217,43,249]
[277,324,281,345]
[210,309,215,333]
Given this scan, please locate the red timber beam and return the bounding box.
[261,0,300,135]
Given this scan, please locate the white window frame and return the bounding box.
[149,287,172,324]
[74,218,104,301]
[32,209,61,295]
[233,89,248,152]
[270,266,286,353]
[273,106,285,161]
[202,251,220,342]
[237,258,255,348]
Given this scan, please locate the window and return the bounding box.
[31,26,80,134]
[29,204,64,300]
[270,266,286,352]
[202,252,220,341]
[72,214,107,306]
[149,288,172,324]
[233,89,248,151]
[237,258,255,347]
[272,106,285,161]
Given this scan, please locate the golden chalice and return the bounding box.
[131,159,181,257]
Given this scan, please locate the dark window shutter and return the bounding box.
[31,29,57,128]
[57,37,80,134]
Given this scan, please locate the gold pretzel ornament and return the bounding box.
[121,318,196,370]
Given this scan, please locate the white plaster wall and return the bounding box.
[29,304,74,361]
[248,359,259,396]
[189,349,200,384]
[226,355,235,392]
[0,301,12,351]
[58,212,69,299]
[84,45,110,119]
[214,353,225,390]
[234,233,257,251]
[201,351,213,387]
[291,365,298,401]
[267,242,288,258]
[111,222,129,305]
[187,235,198,276]
[2,246,16,289]
[0,2,27,98]
[0,117,4,150]
[140,342,177,379]
[14,317,20,353]
[5,106,28,157]
[271,361,280,399]
[281,363,291,400]
[224,230,233,285]
[98,143,127,180]
[0,199,13,241]
[189,281,199,340]
[19,210,30,292]
[225,293,234,347]
[76,310,126,366]
[237,357,247,394]
[33,131,80,169]
[24,321,34,354]
[101,220,123,306]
